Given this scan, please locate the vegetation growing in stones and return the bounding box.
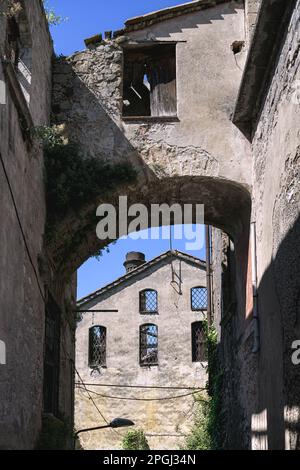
[122,429,150,450]
[184,393,211,450]
[43,1,67,26]
[184,323,224,450]
[34,126,136,241]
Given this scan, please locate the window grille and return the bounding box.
[191,286,207,311]
[89,326,106,367]
[140,289,158,314]
[140,324,158,366]
[192,322,207,362]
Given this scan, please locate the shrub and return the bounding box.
[183,324,224,450]
[122,429,150,450]
[184,394,211,450]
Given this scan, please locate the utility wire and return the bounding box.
[62,342,119,435]
[75,385,205,402]
[60,339,118,436]
[74,382,205,391]
[0,151,46,302]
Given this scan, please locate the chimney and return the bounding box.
[123,252,146,273]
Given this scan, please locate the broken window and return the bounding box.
[192,321,207,362]
[89,326,106,367]
[43,295,61,415]
[139,289,158,314]
[140,324,158,366]
[191,286,207,311]
[123,44,177,118]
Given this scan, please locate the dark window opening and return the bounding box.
[43,295,61,415]
[6,16,20,67]
[5,10,32,105]
[140,324,158,366]
[192,321,207,362]
[89,326,106,367]
[123,44,177,118]
[139,289,158,314]
[191,286,207,311]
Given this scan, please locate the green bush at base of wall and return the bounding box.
[121,429,150,450]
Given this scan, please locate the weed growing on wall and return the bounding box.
[184,323,224,450]
[42,0,67,26]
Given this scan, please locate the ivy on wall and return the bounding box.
[184,323,224,450]
[34,126,136,241]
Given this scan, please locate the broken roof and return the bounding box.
[84,0,232,46]
[77,249,206,308]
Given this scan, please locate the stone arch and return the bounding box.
[44,174,251,313]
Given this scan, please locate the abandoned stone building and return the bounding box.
[76,250,208,450]
[0,0,299,450]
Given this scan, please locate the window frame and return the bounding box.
[122,42,178,121]
[3,7,33,141]
[88,325,107,368]
[190,286,208,312]
[191,321,207,363]
[139,289,158,315]
[139,323,158,367]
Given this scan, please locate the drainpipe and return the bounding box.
[251,221,260,353]
[205,225,212,327]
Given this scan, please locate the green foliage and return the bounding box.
[34,126,136,240]
[42,1,67,26]
[122,429,150,450]
[183,324,224,450]
[184,394,211,450]
[36,415,73,450]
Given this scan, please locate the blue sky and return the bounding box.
[78,226,206,299]
[48,1,206,299]
[49,0,188,56]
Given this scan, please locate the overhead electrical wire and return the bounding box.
[75,385,205,402]
[74,382,205,391]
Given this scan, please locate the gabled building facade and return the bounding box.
[76,251,208,450]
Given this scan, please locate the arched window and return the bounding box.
[88,326,106,367]
[192,322,207,362]
[191,286,207,311]
[140,324,158,366]
[139,289,158,314]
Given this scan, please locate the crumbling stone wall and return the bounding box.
[251,1,300,449]
[52,2,250,185]
[0,0,52,449]
[0,0,75,449]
